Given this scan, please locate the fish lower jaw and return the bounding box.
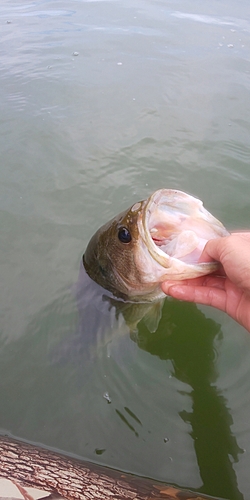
[142,250,220,281]
[159,260,219,280]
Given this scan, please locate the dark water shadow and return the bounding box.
[135,299,244,500]
[51,264,244,499]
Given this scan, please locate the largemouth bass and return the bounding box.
[83,189,229,302]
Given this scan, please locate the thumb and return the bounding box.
[199,237,228,267]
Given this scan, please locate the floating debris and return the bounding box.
[103,391,112,404]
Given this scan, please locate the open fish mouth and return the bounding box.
[138,189,229,278]
[83,187,229,301]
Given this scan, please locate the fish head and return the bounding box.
[83,200,150,300]
[83,189,229,302]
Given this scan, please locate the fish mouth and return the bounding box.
[138,189,228,276]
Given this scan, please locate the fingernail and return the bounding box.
[162,281,177,294]
[168,285,186,298]
[165,285,187,300]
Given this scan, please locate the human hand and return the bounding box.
[161,233,250,332]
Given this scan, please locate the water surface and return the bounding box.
[1,1,250,499]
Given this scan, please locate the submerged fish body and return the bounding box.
[52,263,164,369]
[83,189,229,302]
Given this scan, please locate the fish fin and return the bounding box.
[142,300,164,333]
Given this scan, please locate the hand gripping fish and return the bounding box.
[83,189,229,302]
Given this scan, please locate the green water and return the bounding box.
[1,1,250,498]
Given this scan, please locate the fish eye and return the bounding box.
[118,227,132,244]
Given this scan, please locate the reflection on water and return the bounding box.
[136,301,244,499]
